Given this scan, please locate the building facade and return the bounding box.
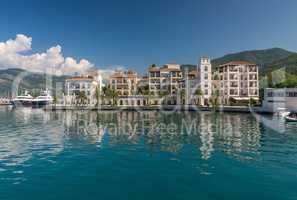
[109,70,139,96]
[179,70,198,105]
[116,96,149,106]
[218,61,259,105]
[148,64,182,96]
[197,57,212,105]
[64,75,102,105]
[262,88,297,112]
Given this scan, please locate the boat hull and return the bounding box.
[285,116,297,122]
[12,100,32,107]
[32,100,52,108]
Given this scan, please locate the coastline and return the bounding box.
[43,105,271,114]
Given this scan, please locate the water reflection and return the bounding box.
[0,108,64,169]
[61,110,263,161]
[1,108,296,169]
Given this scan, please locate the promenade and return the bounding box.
[44,104,268,113]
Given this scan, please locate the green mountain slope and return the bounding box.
[261,53,297,75]
[180,48,297,77]
[0,68,68,97]
[211,48,294,69]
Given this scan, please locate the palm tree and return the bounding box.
[53,95,58,105]
[150,64,157,68]
[195,89,203,105]
[76,91,87,105]
[106,86,118,106]
[210,89,220,111]
[179,89,186,105]
[159,90,170,105]
[137,85,150,96]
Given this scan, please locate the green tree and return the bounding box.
[159,90,170,105]
[159,90,170,98]
[53,96,58,105]
[106,86,118,106]
[195,89,203,105]
[95,86,101,106]
[210,89,220,111]
[249,97,257,106]
[76,91,88,105]
[137,85,150,95]
[179,89,186,105]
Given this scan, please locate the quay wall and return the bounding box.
[44,105,268,113]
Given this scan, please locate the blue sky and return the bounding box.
[0,0,297,73]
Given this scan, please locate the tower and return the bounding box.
[198,57,212,106]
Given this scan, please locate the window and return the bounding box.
[287,92,297,97]
[230,89,238,95]
[204,90,208,95]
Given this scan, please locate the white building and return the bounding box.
[262,88,297,112]
[218,61,259,105]
[148,64,182,96]
[178,70,198,105]
[197,57,212,105]
[109,70,140,96]
[64,74,103,105]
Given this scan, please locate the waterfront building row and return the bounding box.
[63,57,260,106]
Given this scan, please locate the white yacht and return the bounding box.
[11,91,33,107]
[32,90,53,107]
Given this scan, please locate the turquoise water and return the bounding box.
[0,107,297,200]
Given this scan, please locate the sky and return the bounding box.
[0,0,297,74]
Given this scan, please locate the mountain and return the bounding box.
[261,53,297,75]
[211,48,296,73]
[181,48,297,77]
[0,68,68,97]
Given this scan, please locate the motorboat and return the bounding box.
[275,108,290,118]
[285,112,297,122]
[32,90,53,107]
[11,91,33,107]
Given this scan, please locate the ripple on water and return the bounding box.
[0,109,296,199]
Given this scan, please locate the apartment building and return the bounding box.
[179,70,198,104]
[148,64,182,96]
[64,74,102,105]
[197,57,212,105]
[218,61,259,105]
[109,70,140,96]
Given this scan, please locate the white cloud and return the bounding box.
[93,65,126,80]
[0,34,93,75]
